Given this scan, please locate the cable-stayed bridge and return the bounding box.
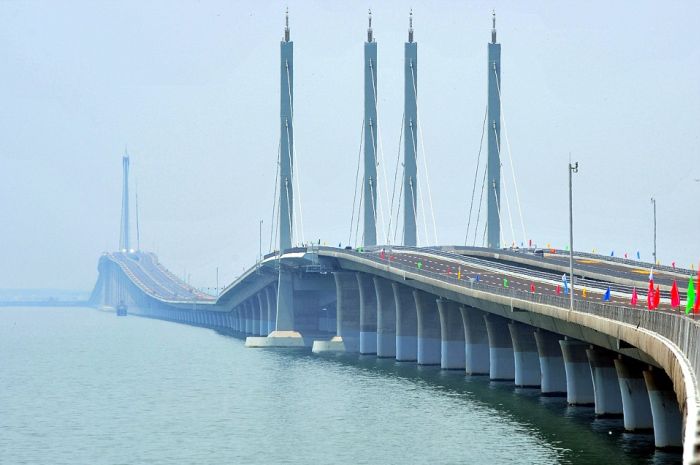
[89,12,700,465]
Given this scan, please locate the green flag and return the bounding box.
[503,278,509,288]
[687,276,696,314]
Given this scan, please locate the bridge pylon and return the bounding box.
[247,9,304,348]
[487,12,501,249]
[403,11,418,246]
[119,149,131,252]
[363,10,378,247]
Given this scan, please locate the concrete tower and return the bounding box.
[119,150,130,251]
[403,10,418,246]
[487,12,501,249]
[363,10,378,246]
[279,8,294,251]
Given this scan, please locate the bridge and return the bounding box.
[89,11,700,464]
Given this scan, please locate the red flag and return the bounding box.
[556,284,561,295]
[530,282,536,293]
[654,286,661,309]
[647,270,655,309]
[671,280,680,308]
[631,287,638,306]
[380,249,386,260]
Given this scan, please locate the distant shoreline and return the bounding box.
[0,301,91,308]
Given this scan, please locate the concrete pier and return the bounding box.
[643,367,683,449]
[437,299,465,370]
[357,273,377,355]
[559,339,594,405]
[311,271,360,353]
[393,283,417,362]
[484,314,514,381]
[508,322,541,387]
[460,306,489,375]
[613,356,653,431]
[265,286,276,334]
[374,277,396,358]
[414,290,441,366]
[586,347,623,417]
[253,297,264,336]
[244,302,253,335]
[534,329,566,395]
[256,292,267,335]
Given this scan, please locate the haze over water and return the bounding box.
[0,307,682,465]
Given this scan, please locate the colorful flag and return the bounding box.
[530,282,535,293]
[556,284,561,295]
[636,251,641,260]
[457,267,462,280]
[671,280,680,308]
[686,276,695,314]
[603,287,611,301]
[647,269,655,309]
[503,278,509,288]
[475,274,480,282]
[379,249,385,260]
[654,286,661,309]
[582,287,587,298]
[631,287,638,306]
[562,274,569,295]
[417,261,422,270]
[611,250,615,257]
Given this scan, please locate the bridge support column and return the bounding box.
[414,290,441,366]
[311,272,360,353]
[613,356,653,431]
[373,277,396,358]
[244,302,253,335]
[235,307,242,332]
[255,294,266,336]
[393,283,417,362]
[436,299,465,370]
[460,306,489,375]
[534,329,566,395]
[245,270,305,348]
[357,273,377,355]
[559,339,594,405]
[508,322,540,387]
[265,286,276,335]
[643,367,683,449]
[484,314,514,381]
[586,347,623,416]
[250,298,261,335]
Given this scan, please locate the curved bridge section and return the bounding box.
[90,246,700,464]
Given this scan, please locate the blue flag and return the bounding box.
[610,250,615,257]
[603,287,611,301]
[475,274,480,283]
[562,274,569,295]
[636,251,640,260]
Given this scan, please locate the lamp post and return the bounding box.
[259,219,264,265]
[650,197,656,264]
[568,161,579,311]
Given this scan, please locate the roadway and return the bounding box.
[360,247,697,316]
[107,252,215,303]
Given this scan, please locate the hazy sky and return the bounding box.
[1,1,698,291]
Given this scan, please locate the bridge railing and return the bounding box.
[327,247,700,383]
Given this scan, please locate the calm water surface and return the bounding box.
[0,307,682,465]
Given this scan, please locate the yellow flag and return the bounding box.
[457,267,462,280]
[582,287,587,298]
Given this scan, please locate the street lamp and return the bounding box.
[650,197,656,264]
[568,161,579,311]
[259,219,264,265]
